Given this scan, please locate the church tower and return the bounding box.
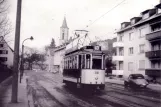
[59,17,69,45]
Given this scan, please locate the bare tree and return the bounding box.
[0,0,12,42]
[23,47,47,70]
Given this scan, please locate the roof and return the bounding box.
[61,17,68,28]
[116,13,161,33]
[117,3,161,33]
[130,17,141,20]
[141,9,151,14]
[0,36,14,52]
[155,3,161,8]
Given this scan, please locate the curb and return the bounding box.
[0,76,12,87]
[26,78,35,107]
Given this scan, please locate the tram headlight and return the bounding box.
[94,46,100,51]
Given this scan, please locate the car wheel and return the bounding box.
[124,81,128,87]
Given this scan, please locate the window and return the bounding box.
[62,33,64,40]
[128,62,133,71]
[81,55,85,69]
[142,13,149,19]
[86,54,91,69]
[119,47,124,56]
[0,57,7,62]
[0,50,8,54]
[158,8,161,14]
[139,60,145,70]
[152,41,161,51]
[118,34,123,41]
[121,24,125,29]
[129,47,133,55]
[131,19,135,24]
[119,61,123,70]
[92,54,102,69]
[139,44,145,53]
[140,28,147,37]
[0,44,3,47]
[151,60,161,69]
[129,32,134,41]
[92,59,102,69]
[151,23,161,32]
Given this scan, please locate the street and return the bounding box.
[26,70,161,107]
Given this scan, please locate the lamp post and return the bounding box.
[20,36,33,83]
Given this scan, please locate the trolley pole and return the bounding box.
[11,0,22,103]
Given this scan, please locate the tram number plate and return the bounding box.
[95,71,99,74]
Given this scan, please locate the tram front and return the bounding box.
[80,46,105,90]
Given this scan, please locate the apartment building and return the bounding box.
[0,37,14,68]
[113,3,161,82]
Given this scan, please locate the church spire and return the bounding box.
[61,17,68,28]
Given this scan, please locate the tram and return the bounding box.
[63,45,105,90]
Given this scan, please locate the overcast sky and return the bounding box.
[7,0,159,49]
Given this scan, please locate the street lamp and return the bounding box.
[20,36,34,83]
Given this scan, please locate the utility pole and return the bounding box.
[11,0,22,103]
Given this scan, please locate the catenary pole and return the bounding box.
[11,0,22,103]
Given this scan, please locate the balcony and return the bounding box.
[146,30,161,40]
[112,70,123,75]
[145,68,161,77]
[113,42,124,47]
[112,56,123,61]
[145,50,161,59]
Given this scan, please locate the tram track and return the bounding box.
[105,83,161,101]
[41,73,161,107]
[44,73,154,107]
[108,87,161,103]
[27,72,161,107]
[99,94,150,107]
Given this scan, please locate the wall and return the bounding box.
[0,40,14,68]
[121,24,151,78]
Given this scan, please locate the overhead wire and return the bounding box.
[82,0,127,44]
[85,0,127,29]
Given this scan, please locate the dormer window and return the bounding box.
[155,3,161,14]
[142,13,149,19]
[131,19,135,25]
[121,24,125,28]
[158,8,161,14]
[121,22,130,29]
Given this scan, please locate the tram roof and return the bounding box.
[65,45,104,56]
[65,34,91,54]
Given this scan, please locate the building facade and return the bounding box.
[0,36,14,68]
[47,17,69,73]
[113,3,161,82]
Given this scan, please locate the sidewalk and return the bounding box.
[105,77,161,92]
[0,75,29,107]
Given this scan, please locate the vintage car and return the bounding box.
[124,74,149,88]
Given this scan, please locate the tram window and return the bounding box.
[81,55,85,68]
[72,57,75,69]
[70,57,72,69]
[63,60,65,69]
[86,54,91,69]
[92,59,102,69]
[74,56,77,69]
[78,55,81,69]
[68,58,69,69]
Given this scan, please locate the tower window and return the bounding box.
[62,33,64,40]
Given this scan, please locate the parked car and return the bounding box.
[124,74,149,88]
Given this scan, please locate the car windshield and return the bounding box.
[131,75,144,79]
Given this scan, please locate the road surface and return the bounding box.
[25,70,161,107]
